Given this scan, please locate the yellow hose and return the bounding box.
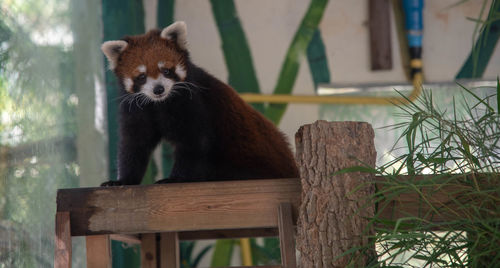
[240,72,423,105]
[240,238,253,266]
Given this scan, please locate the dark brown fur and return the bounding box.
[101,27,299,186]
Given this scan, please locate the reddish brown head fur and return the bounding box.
[101,22,189,101]
[115,30,186,81]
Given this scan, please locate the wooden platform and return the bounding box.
[55,178,301,268]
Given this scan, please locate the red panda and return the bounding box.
[100,21,299,186]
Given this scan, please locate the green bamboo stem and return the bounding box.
[210,240,235,267]
[209,2,262,265]
[209,0,264,113]
[264,0,330,124]
[307,28,331,89]
[157,0,175,28]
[102,0,145,180]
[391,0,412,81]
[157,0,176,178]
[102,1,145,266]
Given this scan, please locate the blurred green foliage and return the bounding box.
[0,0,79,266]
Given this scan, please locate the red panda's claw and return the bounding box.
[100,180,124,187]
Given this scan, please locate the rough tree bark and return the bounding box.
[295,120,377,267]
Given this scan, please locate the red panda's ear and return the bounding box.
[160,21,188,51]
[101,40,128,70]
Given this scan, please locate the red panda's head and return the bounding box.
[101,21,188,102]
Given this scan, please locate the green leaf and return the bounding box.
[191,244,213,268]
[180,241,195,264]
[210,239,234,267]
[497,76,499,113]
[456,82,494,113]
[141,160,158,185]
[333,166,379,176]
[456,0,500,78]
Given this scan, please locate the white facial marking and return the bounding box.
[123,77,133,92]
[158,61,165,69]
[137,65,146,73]
[140,75,175,102]
[175,64,186,80]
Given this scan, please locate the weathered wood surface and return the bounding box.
[160,232,180,268]
[57,178,301,236]
[56,175,481,239]
[278,203,297,268]
[369,0,393,70]
[375,174,496,224]
[211,266,281,268]
[178,227,278,240]
[295,121,377,267]
[86,235,111,268]
[54,211,71,268]
[141,233,157,268]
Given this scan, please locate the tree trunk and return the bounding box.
[295,120,377,267]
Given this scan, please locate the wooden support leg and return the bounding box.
[55,211,72,268]
[141,233,158,268]
[86,235,111,268]
[160,232,180,268]
[278,203,296,268]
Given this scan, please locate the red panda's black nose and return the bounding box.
[153,85,165,95]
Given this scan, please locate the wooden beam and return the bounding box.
[57,178,301,236]
[55,211,72,268]
[369,0,393,70]
[86,235,111,268]
[178,227,278,240]
[212,266,281,268]
[213,266,281,268]
[141,233,157,268]
[160,232,179,268]
[278,203,297,268]
[56,174,494,242]
[374,175,491,223]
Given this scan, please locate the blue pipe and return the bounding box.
[403,0,424,77]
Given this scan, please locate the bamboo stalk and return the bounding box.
[264,0,330,124]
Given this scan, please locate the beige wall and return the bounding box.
[146,0,500,145]
[143,1,499,265]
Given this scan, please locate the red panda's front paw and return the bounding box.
[100,180,124,187]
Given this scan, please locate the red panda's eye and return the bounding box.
[162,69,170,76]
[135,74,147,85]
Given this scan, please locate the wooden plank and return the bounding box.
[160,232,179,268]
[141,233,157,268]
[211,266,281,268]
[374,175,493,223]
[278,203,297,268]
[55,212,72,268]
[56,178,301,236]
[369,0,393,70]
[178,228,278,240]
[86,235,111,268]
